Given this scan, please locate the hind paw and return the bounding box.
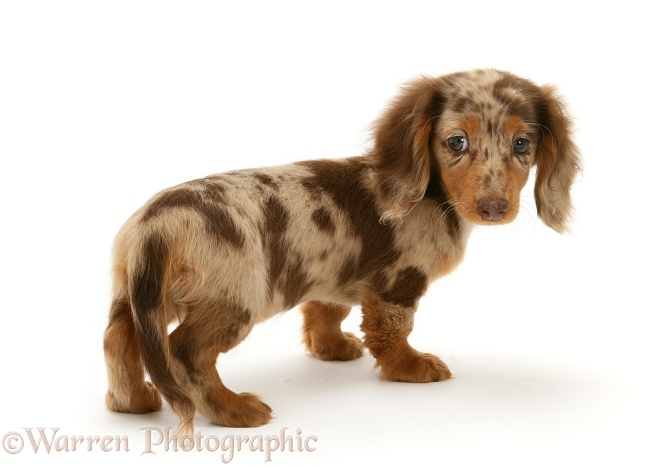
[106,381,162,414]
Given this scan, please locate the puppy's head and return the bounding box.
[370,69,581,233]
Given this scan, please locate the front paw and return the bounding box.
[305,331,364,361]
[378,350,451,383]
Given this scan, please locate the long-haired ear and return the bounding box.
[369,77,445,222]
[534,85,582,233]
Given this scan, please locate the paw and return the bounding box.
[105,381,162,414]
[379,351,452,383]
[217,392,273,428]
[306,331,364,361]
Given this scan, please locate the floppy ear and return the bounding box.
[370,77,445,222]
[534,85,582,233]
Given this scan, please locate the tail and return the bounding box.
[130,232,196,436]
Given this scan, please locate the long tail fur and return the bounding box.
[129,232,195,435]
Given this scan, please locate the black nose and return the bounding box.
[477,198,508,221]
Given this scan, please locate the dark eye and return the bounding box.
[447,135,469,152]
[513,138,530,154]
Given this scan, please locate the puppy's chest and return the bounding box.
[396,204,471,281]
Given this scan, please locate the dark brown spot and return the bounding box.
[260,196,314,308]
[132,233,168,315]
[298,158,400,285]
[253,173,279,190]
[311,207,336,234]
[201,180,227,203]
[281,256,313,309]
[487,119,495,135]
[261,195,290,293]
[142,188,244,248]
[170,328,197,377]
[451,96,474,113]
[379,267,428,308]
[217,306,252,343]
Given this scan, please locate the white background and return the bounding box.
[1,1,657,465]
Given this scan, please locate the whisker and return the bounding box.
[431,199,463,229]
[528,122,555,150]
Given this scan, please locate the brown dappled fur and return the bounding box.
[533,85,581,232]
[103,69,580,436]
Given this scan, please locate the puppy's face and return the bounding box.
[433,72,540,226]
[372,68,578,232]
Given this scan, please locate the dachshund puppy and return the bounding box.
[103,69,580,434]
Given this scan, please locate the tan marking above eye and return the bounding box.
[505,116,528,134]
[462,115,481,134]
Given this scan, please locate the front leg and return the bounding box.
[360,290,451,382]
[300,301,364,361]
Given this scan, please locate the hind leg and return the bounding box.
[169,304,272,427]
[301,301,363,361]
[104,299,162,413]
